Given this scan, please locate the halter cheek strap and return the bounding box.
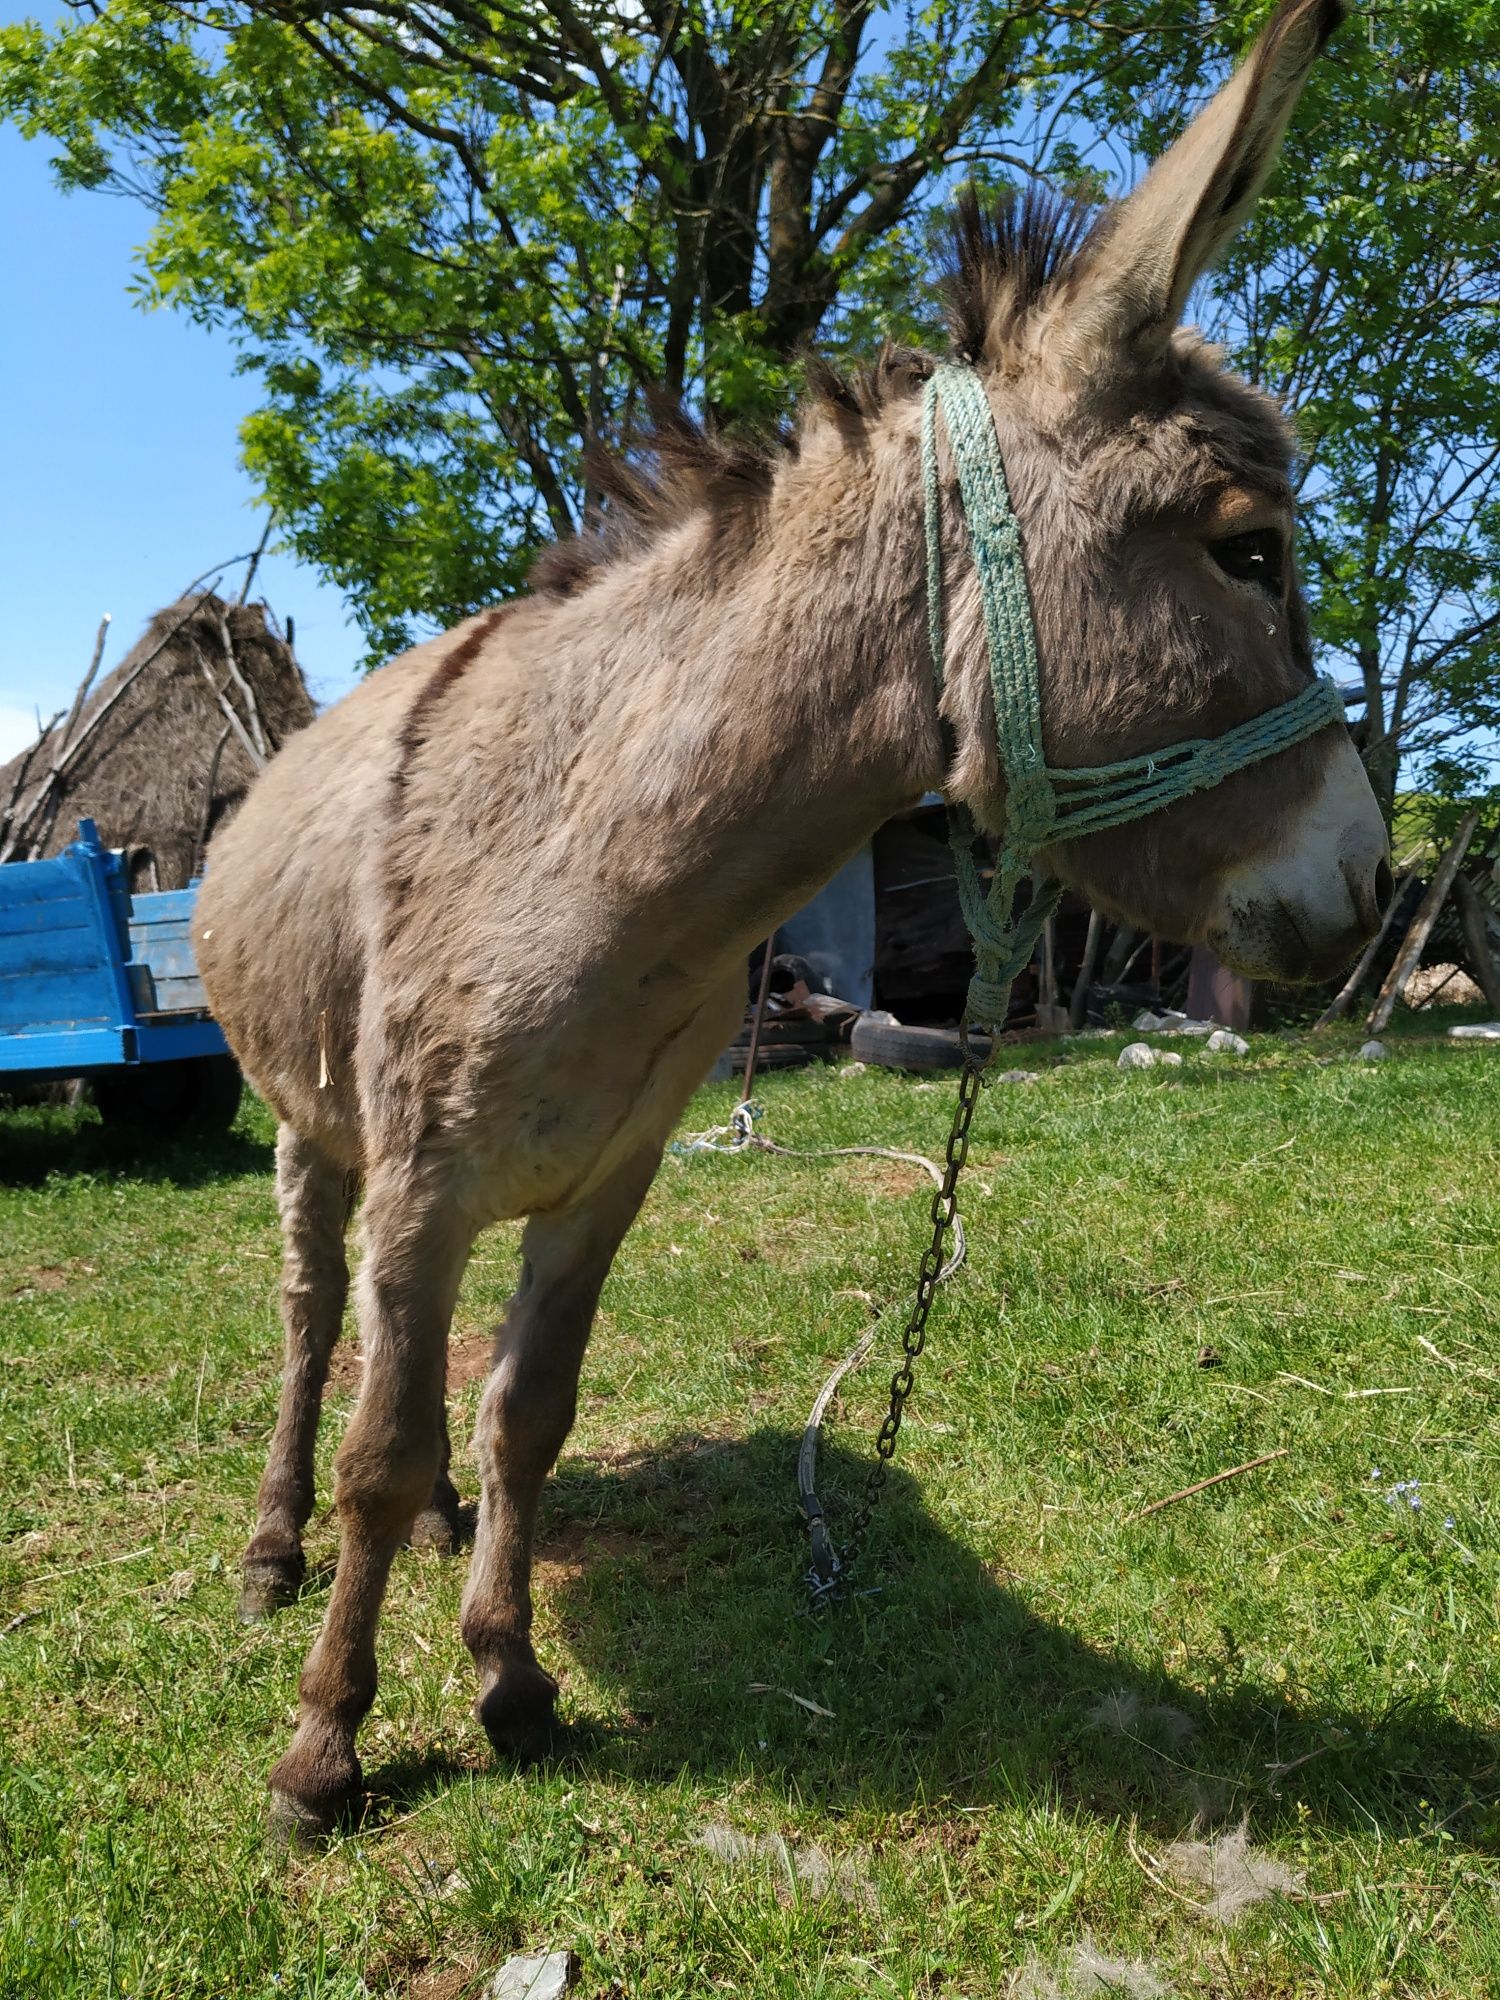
[922,362,1346,1047]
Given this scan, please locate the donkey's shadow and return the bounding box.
[437,1426,1497,1851]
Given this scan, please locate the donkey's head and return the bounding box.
[939,0,1389,979]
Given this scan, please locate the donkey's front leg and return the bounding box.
[268,1153,473,1844]
[461,1147,660,1760]
[241,1125,355,1621]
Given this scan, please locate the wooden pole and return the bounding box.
[0,712,62,857]
[54,615,111,764]
[1099,924,1139,985]
[740,933,777,1101]
[1069,908,1104,1030]
[1033,914,1068,1031]
[1366,807,1482,1034]
[195,646,267,773]
[1039,916,1059,1011]
[193,725,233,879]
[1313,868,1415,1027]
[236,515,275,606]
[216,611,272,760]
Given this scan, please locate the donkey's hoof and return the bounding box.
[267,1748,362,1851]
[409,1504,462,1557]
[268,1784,356,1852]
[239,1553,305,1623]
[477,1661,561,1765]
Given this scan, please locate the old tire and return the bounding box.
[92,1055,243,1135]
[849,1018,991,1073]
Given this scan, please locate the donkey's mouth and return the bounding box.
[1206,895,1369,984]
[1200,733,1389,983]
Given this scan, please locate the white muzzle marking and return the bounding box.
[1206,735,1390,981]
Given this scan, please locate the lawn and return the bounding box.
[2,1020,1498,1999]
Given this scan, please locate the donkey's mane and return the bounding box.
[531,183,1099,600]
[942,182,1098,360]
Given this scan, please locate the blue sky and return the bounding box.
[0,116,364,762]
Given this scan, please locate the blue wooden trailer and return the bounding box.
[0,819,241,1130]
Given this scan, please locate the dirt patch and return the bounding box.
[753,1214,834,1271]
[406,1972,474,2000]
[533,1520,665,1582]
[324,1320,495,1396]
[447,1321,495,1385]
[323,1341,363,1393]
[842,1156,932,1198]
[570,1427,734,1475]
[7,1260,94,1299]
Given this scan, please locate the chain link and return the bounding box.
[808,1050,985,1604]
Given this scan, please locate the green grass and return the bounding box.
[3,1017,1499,1998]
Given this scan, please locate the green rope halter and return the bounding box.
[922,362,1346,1047]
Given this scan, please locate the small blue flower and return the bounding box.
[1370,1467,1381,1480]
[1444,1516,1455,1530]
[1409,1494,1421,1510]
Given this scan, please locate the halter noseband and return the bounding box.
[922,362,1346,1048]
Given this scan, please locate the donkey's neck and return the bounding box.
[554,405,950,956]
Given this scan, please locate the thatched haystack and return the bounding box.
[0,593,313,890]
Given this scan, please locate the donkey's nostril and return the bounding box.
[1374,857,1394,917]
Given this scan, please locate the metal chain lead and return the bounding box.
[808,1051,984,1604]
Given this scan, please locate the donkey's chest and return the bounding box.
[438,968,743,1224]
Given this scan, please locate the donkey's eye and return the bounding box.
[1207,528,1285,597]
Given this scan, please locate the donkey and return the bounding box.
[197,0,1389,1840]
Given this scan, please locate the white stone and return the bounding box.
[1358,1039,1388,1061]
[1205,1029,1249,1054]
[1448,1022,1500,1040]
[1158,1051,1183,1067]
[485,1951,579,2000]
[840,1060,868,1076]
[1117,1042,1157,1069]
[1132,1010,1164,1031]
[995,1068,1041,1084]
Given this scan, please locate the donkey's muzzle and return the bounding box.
[1204,734,1390,982]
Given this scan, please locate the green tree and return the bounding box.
[1106,0,1500,815]
[0,0,1155,659]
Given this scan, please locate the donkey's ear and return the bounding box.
[1058,0,1346,368]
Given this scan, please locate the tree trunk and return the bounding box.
[1366,808,1482,1033]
